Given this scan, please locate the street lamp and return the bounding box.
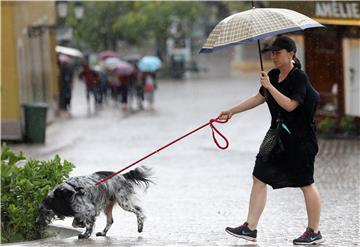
[56,1,68,18]
[74,1,84,20]
[56,1,84,44]
[27,1,84,38]
[57,1,84,20]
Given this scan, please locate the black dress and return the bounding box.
[253,67,320,189]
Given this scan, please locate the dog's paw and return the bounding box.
[138,223,143,233]
[138,216,145,233]
[96,232,106,237]
[78,233,90,239]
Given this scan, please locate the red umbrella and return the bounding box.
[98,50,120,60]
[111,60,134,76]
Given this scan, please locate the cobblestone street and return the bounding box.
[7,73,360,246]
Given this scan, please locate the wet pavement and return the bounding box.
[7,73,360,246]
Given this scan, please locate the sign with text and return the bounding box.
[315,1,360,19]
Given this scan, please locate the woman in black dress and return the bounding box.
[218,36,324,245]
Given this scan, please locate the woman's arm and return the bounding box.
[260,71,299,112]
[218,92,265,120]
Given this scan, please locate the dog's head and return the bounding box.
[72,217,86,228]
[36,193,57,227]
[36,183,84,227]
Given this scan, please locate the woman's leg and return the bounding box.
[300,183,321,232]
[246,176,267,230]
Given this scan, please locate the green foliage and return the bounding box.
[66,1,204,52]
[339,115,357,133]
[1,144,75,243]
[317,117,337,135]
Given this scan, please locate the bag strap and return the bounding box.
[274,67,298,127]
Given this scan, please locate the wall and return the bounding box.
[1,3,21,139]
[1,1,57,140]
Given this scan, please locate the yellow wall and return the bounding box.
[1,1,57,139]
[1,3,20,120]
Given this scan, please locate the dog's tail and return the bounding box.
[123,166,153,189]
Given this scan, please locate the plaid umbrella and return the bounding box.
[200,6,324,70]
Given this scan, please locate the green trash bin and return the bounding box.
[22,103,48,143]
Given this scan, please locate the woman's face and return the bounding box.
[271,49,294,68]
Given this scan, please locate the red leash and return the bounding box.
[95,117,229,186]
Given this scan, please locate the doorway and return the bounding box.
[343,38,360,117]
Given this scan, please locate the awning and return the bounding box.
[314,18,360,26]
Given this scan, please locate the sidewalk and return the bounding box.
[7,73,360,246]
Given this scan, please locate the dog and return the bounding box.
[37,166,152,239]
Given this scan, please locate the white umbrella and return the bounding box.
[200,6,324,70]
[56,46,84,58]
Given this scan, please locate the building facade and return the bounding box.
[1,1,58,140]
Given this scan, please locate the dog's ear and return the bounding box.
[74,187,85,196]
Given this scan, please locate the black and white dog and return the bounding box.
[37,166,152,239]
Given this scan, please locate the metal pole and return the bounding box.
[257,40,264,71]
[252,1,264,71]
[251,0,267,99]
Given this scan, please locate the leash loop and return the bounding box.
[209,118,229,150]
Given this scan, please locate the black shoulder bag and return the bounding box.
[258,112,285,162]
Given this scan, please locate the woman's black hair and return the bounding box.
[292,56,301,69]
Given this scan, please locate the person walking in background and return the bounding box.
[137,55,161,111]
[141,71,156,111]
[94,65,109,107]
[132,65,144,110]
[117,75,129,112]
[218,36,323,245]
[79,62,99,111]
[58,54,74,114]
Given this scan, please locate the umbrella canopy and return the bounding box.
[111,60,134,76]
[123,54,142,66]
[137,56,162,72]
[104,57,122,69]
[93,65,105,73]
[56,46,83,58]
[200,7,324,70]
[200,8,324,53]
[98,50,120,60]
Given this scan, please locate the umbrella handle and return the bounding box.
[257,40,264,71]
[257,39,269,100]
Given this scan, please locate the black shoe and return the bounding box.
[225,222,257,241]
[293,227,324,245]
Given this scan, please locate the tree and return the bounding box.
[65,1,204,58]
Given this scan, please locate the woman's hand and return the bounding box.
[218,110,233,121]
[260,71,272,89]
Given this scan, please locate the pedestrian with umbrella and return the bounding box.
[202,4,325,245]
[79,62,99,112]
[111,60,134,112]
[137,56,162,111]
[57,54,74,114]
